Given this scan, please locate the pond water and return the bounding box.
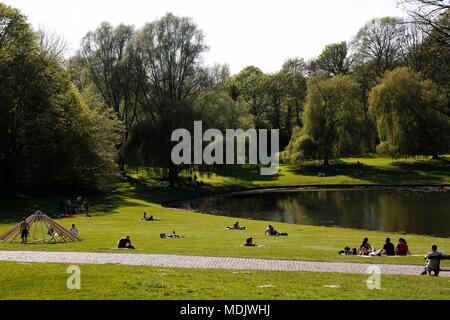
[172,188,450,237]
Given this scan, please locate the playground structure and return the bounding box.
[0,210,82,244]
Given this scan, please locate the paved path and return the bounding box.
[0,250,444,277]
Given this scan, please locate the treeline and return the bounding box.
[0,1,449,192]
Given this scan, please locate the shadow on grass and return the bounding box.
[289,158,449,185]
[212,165,281,183]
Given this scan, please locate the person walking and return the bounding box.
[83,199,90,217]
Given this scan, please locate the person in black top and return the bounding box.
[383,238,396,256]
[117,235,135,249]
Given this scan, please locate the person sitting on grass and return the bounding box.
[421,245,444,276]
[382,237,396,256]
[395,238,411,256]
[227,221,246,230]
[70,224,79,236]
[47,227,59,243]
[117,235,135,249]
[265,225,288,236]
[168,231,180,238]
[244,237,257,247]
[359,237,374,256]
[142,212,158,221]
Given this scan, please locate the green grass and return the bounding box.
[192,155,450,189]
[1,261,449,300]
[0,155,449,300]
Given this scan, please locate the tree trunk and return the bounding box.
[168,166,179,188]
[323,158,330,166]
[118,154,126,175]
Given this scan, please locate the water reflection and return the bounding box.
[177,189,450,237]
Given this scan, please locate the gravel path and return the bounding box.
[0,250,444,277]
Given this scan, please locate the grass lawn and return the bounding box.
[1,261,449,300]
[0,155,449,299]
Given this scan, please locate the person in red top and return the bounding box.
[395,238,411,256]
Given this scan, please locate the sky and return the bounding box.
[3,0,407,74]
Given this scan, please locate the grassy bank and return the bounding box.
[1,261,449,300]
[0,155,449,300]
[0,156,449,267]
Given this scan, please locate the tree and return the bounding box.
[125,13,210,186]
[400,0,450,46]
[282,58,307,128]
[80,22,139,173]
[228,66,268,128]
[283,75,365,165]
[37,27,68,61]
[316,41,350,76]
[410,20,450,119]
[369,67,450,158]
[0,3,122,192]
[351,17,405,82]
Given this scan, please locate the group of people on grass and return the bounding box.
[339,237,412,257]
[19,216,80,244]
[339,236,445,276]
[59,196,90,216]
[18,207,446,277]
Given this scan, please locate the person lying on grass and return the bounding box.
[117,235,135,249]
[160,231,181,239]
[243,237,257,247]
[338,247,358,255]
[141,212,158,221]
[265,225,288,236]
[226,221,246,230]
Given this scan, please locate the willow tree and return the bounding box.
[369,67,450,158]
[283,75,364,165]
[125,13,210,186]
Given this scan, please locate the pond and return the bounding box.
[170,188,450,237]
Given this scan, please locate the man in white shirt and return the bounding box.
[421,245,444,276]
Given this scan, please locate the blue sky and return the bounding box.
[3,0,407,74]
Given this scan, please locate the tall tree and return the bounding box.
[369,67,450,158]
[125,13,210,186]
[0,3,122,192]
[316,41,350,76]
[228,66,268,128]
[400,0,450,46]
[351,17,405,82]
[282,58,307,128]
[80,22,139,173]
[283,75,364,165]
